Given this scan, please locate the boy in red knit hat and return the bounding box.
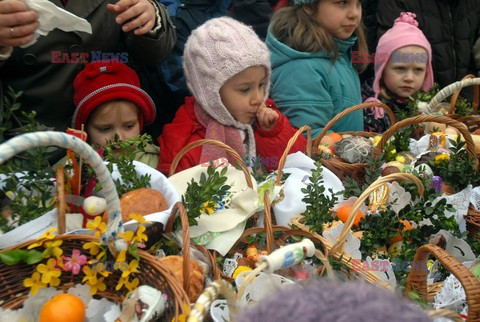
[72,61,160,168]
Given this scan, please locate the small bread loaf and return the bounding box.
[119,188,168,222]
[158,255,205,301]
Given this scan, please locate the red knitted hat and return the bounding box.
[72,61,155,130]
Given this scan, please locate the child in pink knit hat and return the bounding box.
[363,12,434,132]
[157,17,306,174]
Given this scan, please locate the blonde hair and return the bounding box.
[270,5,369,73]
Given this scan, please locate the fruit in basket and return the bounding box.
[233,265,253,279]
[317,144,334,158]
[335,206,364,228]
[389,220,413,244]
[38,293,85,322]
[119,188,168,222]
[320,132,343,147]
[372,135,382,147]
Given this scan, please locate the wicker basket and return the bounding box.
[0,132,190,319]
[466,208,480,240]
[406,244,480,322]
[218,187,326,282]
[374,114,480,240]
[432,74,479,116]
[428,74,480,134]
[163,202,222,294]
[312,101,396,184]
[188,201,326,322]
[169,139,253,187]
[291,173,425,290]
[374,114,477,160]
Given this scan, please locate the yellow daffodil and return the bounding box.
[86,216,107,238]
[125,277,140,297]
[134,225,148,243]
[27,227,57,249]
[118,231,135,243]
[98,266,112,278]
[116,250,127,263]
[129,213,151,224]
[83,241,105,259]
[86,276,106,295]
[202,201,215,215]
[37,258,61,286]
[42,240,63,259]
[173,304,191,322]
[121,259,140,278]
[434,153,450,163]
[126,276,139,291]
[82,266,98,284]
[115,276,127,291]
[23,272,47,295]
[90,261,108,274]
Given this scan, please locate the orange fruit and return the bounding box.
[39,293,85,322]
[335,206,364,227]
[326,132,343,144]
[389,220,413,244]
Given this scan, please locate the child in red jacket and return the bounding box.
[157,17,306,174]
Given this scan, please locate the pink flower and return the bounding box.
[63,249,87,275]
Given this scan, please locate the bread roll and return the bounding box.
[119,188,168,222]
[158,255,204,301]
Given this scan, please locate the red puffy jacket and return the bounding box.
[157,96,307,175]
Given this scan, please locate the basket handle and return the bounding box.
[312,101,396,149]
[449,74,479,114]
[0,132,122,247]
[427,77,480,113]
[168,139,253,189]
[374,115,477,160]
[276,125,311,186]
[164,202,192,293]
[331,173,424,255]
[188,279,237,322]
[406,244,480,322]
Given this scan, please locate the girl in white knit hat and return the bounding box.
[157,17,306,174]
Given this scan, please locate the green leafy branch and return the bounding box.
[0,249,44,266]
[102,134,152,195]
[342,155,383,199]
[431,137,480,192]
[0,89,57,233]
[302,161,340,234]
[178,164,231,230]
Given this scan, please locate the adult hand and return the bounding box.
[0,0,39,47]
[107,0,156,36]
[256,103,280,131]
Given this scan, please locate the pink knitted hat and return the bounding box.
[373,12,433,96]
[183,17,271,127]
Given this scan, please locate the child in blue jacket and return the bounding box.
[266,0,368,138]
